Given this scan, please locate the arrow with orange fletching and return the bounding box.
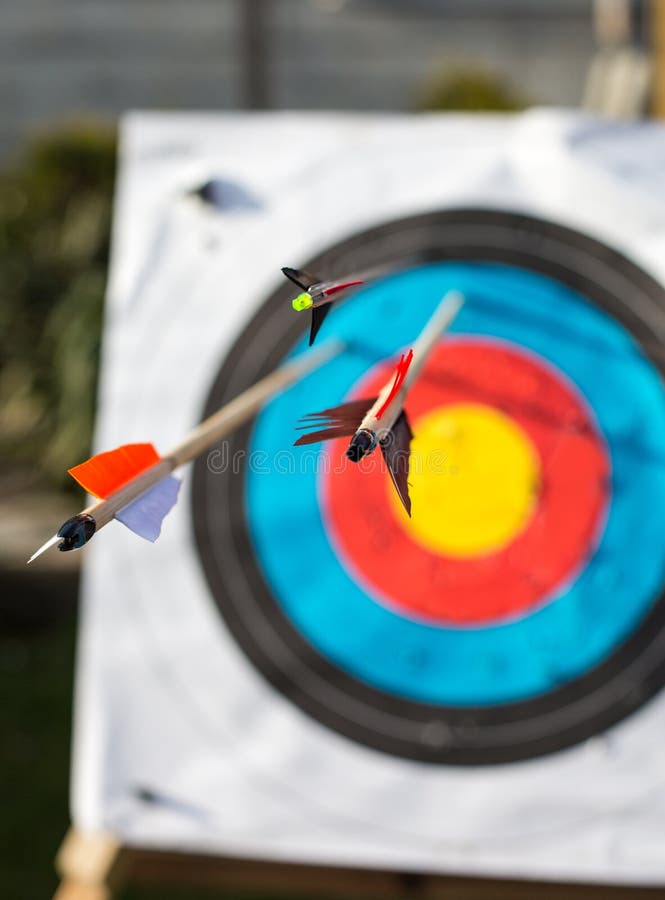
[28,340,343,562]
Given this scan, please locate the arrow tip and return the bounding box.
[27,534,61,565]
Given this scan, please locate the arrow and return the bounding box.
[294,291,464,516]
[29,340,343,562]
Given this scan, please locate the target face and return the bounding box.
[192,209,665,765]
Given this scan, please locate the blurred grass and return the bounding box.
[0,123,111,895]
[0,609,315,900]
[0,121,115,490]
[0,615,76,898]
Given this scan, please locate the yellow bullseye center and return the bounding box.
[391,402,541,558]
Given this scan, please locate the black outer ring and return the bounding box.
[192,208,665,765]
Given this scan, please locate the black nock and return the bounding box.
[57,514,96,551]
[346,429,377,463]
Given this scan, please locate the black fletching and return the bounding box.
[380,410,413,516]
[282,266,321,291]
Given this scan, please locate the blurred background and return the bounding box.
[1,1,663,898]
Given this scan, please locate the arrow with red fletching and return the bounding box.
[294,292,464,516]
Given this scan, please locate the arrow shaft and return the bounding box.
[403,291,464,390]
[85,339,343,531]
[359,291,464,436]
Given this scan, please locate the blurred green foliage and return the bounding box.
[2,611,288,900]
[417,65,525,112]
[0,615,75,898]
[0,122,116,488]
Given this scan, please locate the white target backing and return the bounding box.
[72,112,665,885]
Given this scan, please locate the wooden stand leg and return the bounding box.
[53,828,126,900]
[653,0,665,117]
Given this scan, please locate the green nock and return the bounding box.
[292,291,313,312]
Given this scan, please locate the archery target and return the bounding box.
[73,113,665,886]
[193,208,665,765]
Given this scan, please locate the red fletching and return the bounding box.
[321,279,363,298]
[68,443,160,498]
[375,349,414,420]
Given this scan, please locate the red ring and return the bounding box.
[321,338,610,626]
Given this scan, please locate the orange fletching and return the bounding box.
[376,349,414,420]
[68,443,160,498]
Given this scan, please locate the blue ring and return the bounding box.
[247,263,665,705]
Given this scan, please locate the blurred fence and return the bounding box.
[0,0,595,156]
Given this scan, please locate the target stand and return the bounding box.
[52,826,665,900]
[60,113,665,898]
